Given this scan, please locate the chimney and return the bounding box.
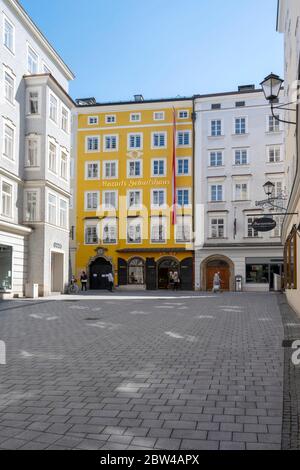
[134,94,144,102]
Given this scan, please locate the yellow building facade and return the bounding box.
[72,97,194,290]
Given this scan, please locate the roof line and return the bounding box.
[23,73,76,106]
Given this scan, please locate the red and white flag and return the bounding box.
[171,108,177,225]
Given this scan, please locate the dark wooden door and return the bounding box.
[90,258,112,290]
[146,258,156,290]
[206,266,230,291]
[118,258,127,285]
[180,257,193,290]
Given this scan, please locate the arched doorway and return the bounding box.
[157,257,179,289]
[128,257,145,285]
[201,255,234,291]
[89,257,112,290]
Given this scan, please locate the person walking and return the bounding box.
[80,271,88,291]
[212,271,222,293]
[173,271,180,291]
[107,272,114,292]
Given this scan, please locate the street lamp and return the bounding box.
[260,72,296,125]
[263,181,275,198]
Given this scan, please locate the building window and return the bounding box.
[3,124,14,160]
[48,142,57,173]
[4,71,14,104]
[152,132,166,148]
[211,103,221,110]
[26,137,38,167]
[128,258,144,284]
[268,146,281,163]
[105,115,116,124]
[59,199,67,228]
[49,94,58,122]
[210,184,223,202]
[272,215,284,238]
[175,215,192,242]
[178,110,189,119]
[1,181,12,218]
[177,158,190,175]
[85,226,98,244]
[234,149,248,165]
[85,192,99,210]
[60,151,68,180]
[103,191,117,209]
[268,115,280,132]
[177,189,190,207]
[86,162,99,179]
[24,191,38,222]
[128,160,142,177]
[151,216,166,243]
[177,131,190,147]
[284,227,297,289]
[88,116,98,125]
[128,133,142,149]
[152,159,166,176]
[152,189,166,207]
[86,136,100,152]
[210,217,225,238]
[61,107,69,133]
[235,117,246,134]
[130,113,141,122]
[154,111,164,121]
[3,17,14,52]
[0,245,12,291]
[103,219,117,244]
[103,161,118,178]
[209,151,223,167]
[128,190,141,209]
[247,216,259,237]
[246,264,269,284]
[104,135,118,151]
[127,218,142,243]
[210,120,222,136]
[28,90,39,114]
[27,46,38,74]
[235,182,248,200]
[48,193,57,225]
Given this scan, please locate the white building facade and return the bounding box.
[194,86,285,292]
[0,0,74,297]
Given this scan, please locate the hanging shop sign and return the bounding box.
[252,217,276,232]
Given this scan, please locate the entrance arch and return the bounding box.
[89,257,112,290]
[157,257,179,289]
[128,257,145,285]
[201,255,234,291]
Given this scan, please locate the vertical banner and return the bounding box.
[172,107,177,225]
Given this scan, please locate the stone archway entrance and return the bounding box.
[157,257,179,289]
[89,257,112,290]
[201,255,234,291]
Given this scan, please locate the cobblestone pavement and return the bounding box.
[0,292,284,450]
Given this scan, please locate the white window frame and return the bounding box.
[127,159,143,178]
[175,215,192,243]
[266,115,281,133]
[49,91,58,124]
[151,131,167,149]
[176,130,191,148]
[209,183,224,202]
[26,87,41,116]
[2,120,15,161]
[178,110,189,119]
[60,149,68,180]
[209,119,223,137]
[27,44,39,75]
[246,215,260,238]
[4,67,15,105]
[85,161,100,180]
[48,139,57,174]
[127,189,143,209]
[233,148,249,166]
[88,116,99,125]
[267,145,282,163]
[3,15,15,54]
[150,216,167,244]
[59,198,68,228]
[234,116,248,135]
[24,188,40,222]
[105,114,116,124]
[84,221,99,245]
[127,217,142,244]
[42,62,52,74]
[102,190,118,210]
[209,150,224,167]
[103,134,119,152]
[86,135,100,153]
[103,160,118,179]
[234,181,249,201]
[176,188,191,207]
[153,111,165,121]
[127,133,143,150]
[151,158,166,177]
[84,191,100,211]
[151,188,167,208]
[102,217,118,244]
[176,157,191,176]
[1,177,14,219]
[130,113,141,122]
[47,191,57,226]
[61,105,70,133]
[25,134,40,168]
[209,214,226,239]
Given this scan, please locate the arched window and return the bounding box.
[128,258,144,284]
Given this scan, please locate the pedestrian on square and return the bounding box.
[173,271,180,291]
[107,272,114,292]
[80,271,88,291]
[212,271,221,293]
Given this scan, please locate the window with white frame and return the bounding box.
[105,115,116,124]
[28,90,39,115]
[127,217,142,243]
[128,160,142,177]
[1,181,12,218]
[86,136,100,152]
[151,216,166,242]
[268,146,282,163]
[209,151,223,167]
[128,133,142,149]
[177,188,190,206]
[27,46,38,74]
[154,111,164,120]
[4,71,14,104]
[103,191,117,209]
[234,149,248,165]
[271,180,284,197]
[25,137,39,167]
[104,135,118,151]
[209,216,225,238]
[177,158,190,175]
[272,215,284,238]
[48,142,57,173]
[61,107,69,133]
[3,124,14,160]
[152,189,166,207]
[247,216,259,238]
[234,182,249,200]
[48,193,57,225]
[175,215,192,242]
[235,117,247,134]
[85,192,99,210]
[49,94,58,122]
[85,225,98,244]
[152,132,166,148]
[130,113,141,122]
[103,218,117,243]
[85,162,100,179]
[43,62,51,74]
[4,17,14,52]
[210,120,222,136]
[88,116,98,125]
[59,199,67,228]
[210,184,223,202]
[103,160,117,178]
[24,190,38,222]
[177,131,190,147]
[60,151,68,180]
[268,115,280,132]
[128,190,142,208]
[152,159,166,176]
[178,110,189,119]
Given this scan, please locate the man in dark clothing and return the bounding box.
[80,271,88,291]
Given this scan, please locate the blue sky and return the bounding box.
[20,0,283,102]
